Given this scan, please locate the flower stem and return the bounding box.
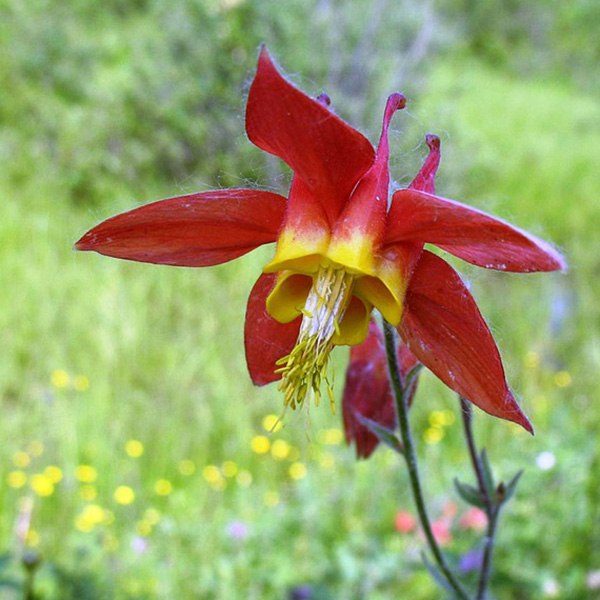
[383,321,471,600]
[459,397,500,600]
[459,398,492,513]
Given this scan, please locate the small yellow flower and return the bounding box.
[44,465,63,484]
[80,485,97,501]
[441,410,455,426]
[137,520,152,536]
[428,411,446,427]
[178,459,196,476]
[287,445,301,462]
[51,369,70,389]
[75,516,94,532]
[114,485,135,505]
[554,371,572,388]
[319,428,343,445]
[125,440,144,458]
[428,410,455,427]
[262,414,283,433]
[144,508,161,525]
[73,375,90,391]
[271,439,290,460]
[26,529,40,547]
[289,462,307,480]
[319,453,335,470]
[263,491,280,507]
[28,441,44,457]
[7,470,27,488]
[30,473,54,497]
[75,503,107,532]
[524,351,540,369]
[251,435,270,454]
[424,427,444,444]
[202,465,222,484]
[75,465,98,483]
[13,451,30,468]
[154,479,173,496]
[222,461,238,478]
[236,470,253,487]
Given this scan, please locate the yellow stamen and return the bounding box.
[277,265,354,411]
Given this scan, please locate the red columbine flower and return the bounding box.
[75,47,565,431]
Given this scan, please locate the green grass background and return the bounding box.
[1,0,599,598]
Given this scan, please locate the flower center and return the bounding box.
[275,265,355,411]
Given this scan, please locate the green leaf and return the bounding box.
[480,449,496,499]
[454,478,486,508]
[498,469,524,504]
[355,414,403,455]
[403,364,423,390]
[421,552,454,594]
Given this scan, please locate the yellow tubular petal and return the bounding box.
[266,272,313,323]
[263,228,329,274]
[332,296,371,345]
[354,272,404,326]
[326,232,378,277]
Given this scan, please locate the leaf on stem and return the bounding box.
[454,478,486,509]
[480,449,496,502]
[421,552,454,594]
[355,414,404,455]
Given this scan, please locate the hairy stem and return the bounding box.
[383,321,471,600]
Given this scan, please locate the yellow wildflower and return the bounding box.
[289,462,307,480]
[250,435,270,454]
[125,440,144,458]
[75,465,98,483]
[51,369,70,389]
[30,473,54,497]
[154,479,173,496]
[114,485,135,505]
[7,470,27,488]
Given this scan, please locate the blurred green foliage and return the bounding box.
[1,0,599,598]
[3,0,597,203]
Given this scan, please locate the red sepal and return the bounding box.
[408,134,440,193]
[246,47,374,225]
[386,190,565,273]
[244,273,301,386]
[75,189,286,267]
[399,251,533,432]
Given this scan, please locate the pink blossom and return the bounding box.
[459,507,488,532]
[394,511,416,534]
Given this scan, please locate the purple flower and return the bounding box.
[459,548,484,573]
[226,520,249,540]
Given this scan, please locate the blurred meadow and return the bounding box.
[1,0,599,598]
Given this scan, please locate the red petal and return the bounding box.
[342,320,420,458]
[331,93,405,246]
[244,273,301,386]
[75,189,286,267]
[386,189,566,272]
[246,47,374,224]
[342,321,396,458]
[398,251,533,432]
